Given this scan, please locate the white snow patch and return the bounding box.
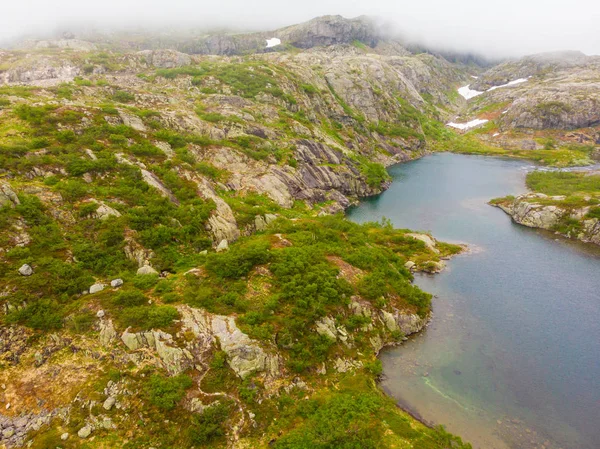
[487,78,528,92]
[502,110,508,114]
[493,133,500,137]
[458,77,529,100]
[447,119,489,130]
[471,75,479,79]
[266,38,281,48]
[458,85,484,100]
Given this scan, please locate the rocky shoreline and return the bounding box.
[491,193,600,246]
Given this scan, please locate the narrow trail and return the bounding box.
[195,361,246,447]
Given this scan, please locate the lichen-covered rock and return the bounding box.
[216,239,229,252]
[0,183,20,208]
[18,264,33,276]
[94,203,122,220]
[138,49,192,68]
[102,396,116,411]
[89,283,105,294]
[497,194,565,229]
[333,357,362,373]
[137,265,158,275]
[77,425,92,439]
[406,233,439,253]
[120,328,193,374]
[110,279,123,288]
[178,306,277,378]
[118,110,146,132]
[99,319,117,346]
[315,317,338,340]
[494,193,600,246]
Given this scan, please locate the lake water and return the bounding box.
[347,153,600,449]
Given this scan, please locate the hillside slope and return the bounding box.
[1,15,599,448]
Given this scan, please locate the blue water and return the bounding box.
[347,153,600,449]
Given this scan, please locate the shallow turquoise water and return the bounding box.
[347,153,600,449]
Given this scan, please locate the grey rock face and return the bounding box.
[140,169,179,204]
[178,306,277,379]
[495,194,600,246]
[276,15,379,49]
[0,57,80,86]
[138,49,192,68]
[120,328,193,374]
[18,264,33,276]
[497,194,565,229]
[179,170,240,243]
[469,52,600,130]
[179,15,379,55]
[94,203,122,221]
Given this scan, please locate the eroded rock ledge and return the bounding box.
[492,193,600,245]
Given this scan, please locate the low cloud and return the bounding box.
[2,0,599,57]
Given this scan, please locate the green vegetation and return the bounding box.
[0,47,478,449]
[146,374,193,410]
[526,171,600,196]
[156,62,292,100]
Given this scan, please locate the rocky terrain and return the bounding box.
[0,13,599,449]
[491,170,600,246]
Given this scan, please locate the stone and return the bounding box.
[315,316,338,341]
[0,183,20,208]
[96,310,105,318]
[406,233,439,253]
[89,283,105,294]
[138,49,192,68]
[118,110,146,132]
[99,319,117,345]
[2,428,14,438]
[77,425,92,439]
[103,396,116,410]
[334,357,362,373]
[60,433,69,441]
[94,203,121,221]
[137,265,158,275]
[404,261,416,270]
[110,278,123,288]
[216,239,229,252]
[381,311,399,332]
[18,264,33,276]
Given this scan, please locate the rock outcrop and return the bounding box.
[496,194,566,229]
[178,306,278,379]
[493,193,600,246]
